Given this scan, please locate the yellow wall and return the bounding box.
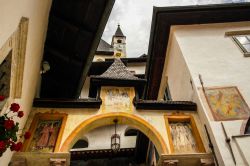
[24,106,208,156]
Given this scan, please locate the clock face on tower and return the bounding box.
[115,52,122,57]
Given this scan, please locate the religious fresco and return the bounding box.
[165,115,205,154]
[169,122,198,153]
[23,113,67,152]
[27,119,62,152]
[205,86,250,121]
[100,86,134,112]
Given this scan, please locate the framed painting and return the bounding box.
[100,86,135,112]
[22,113,67,152]
[205,86,250,121]
[165,115,205,154]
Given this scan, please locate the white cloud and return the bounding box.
[102,0,250,57]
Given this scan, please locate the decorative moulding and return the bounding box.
[0,17,29,100]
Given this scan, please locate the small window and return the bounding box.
[233,35,250,57]
[125,129,138,136]
[244,118,250,134]
[130,71,136,74]
[117,39,122,43]
[0,50,12,109]
[72,139,88,149]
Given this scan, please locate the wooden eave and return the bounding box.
[133,100,197,111]
[40,0,115,99]
[33,98,102,108]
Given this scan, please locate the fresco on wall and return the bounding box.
[205,86,250,121]
[100,86,134,112]
[28,119,62,152]
[170,122,198,153]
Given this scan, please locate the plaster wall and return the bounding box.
[159,34,194,101]
[71,125,136,151]
[161,22,250,166]
[127,63,146,74]
[80,77,90,98]
[93,55,113,62]
[0,0,51,165]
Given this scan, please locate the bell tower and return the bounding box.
[111,24,126,58]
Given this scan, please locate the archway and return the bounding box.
[60,112,168,155]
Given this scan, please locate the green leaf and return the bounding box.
[12,135,17,142]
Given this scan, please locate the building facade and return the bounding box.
[1,1,250,166]
[159,22,250,166]
[146,3,250,166]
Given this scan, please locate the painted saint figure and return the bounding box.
[170,122,197,153]
[48,122,60,148]
[36,123,51,148]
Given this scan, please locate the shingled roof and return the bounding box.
[96,39,113,53]
[93,58,139,80]
[114,25,125,37]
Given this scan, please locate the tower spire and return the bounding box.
[112,24,126,58]
[114,24,125,37]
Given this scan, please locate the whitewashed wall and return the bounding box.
[71,125,136,151]
[127,62,146,75]
[0,0,51,165]
[80,77,90,98]
[160,21,250,166]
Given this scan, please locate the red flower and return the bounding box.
[0,95,5,101]
[4,119,15,130]
[0,141,6,152]
[14,142,22,151]
[10,143,16,151]
[10,103,20,112]
[24,131,31,139]
[17,111,24,118]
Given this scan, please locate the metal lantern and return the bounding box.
[111,119,120,152]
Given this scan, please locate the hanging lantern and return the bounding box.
[111,119,120,152]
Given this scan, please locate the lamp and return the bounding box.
[40,61,50,74]
[111,119,120,152]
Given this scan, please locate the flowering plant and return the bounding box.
[0,96,31,157]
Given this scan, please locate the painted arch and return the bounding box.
[60,112,168,155]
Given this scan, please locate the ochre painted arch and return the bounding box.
[60,112,168,154]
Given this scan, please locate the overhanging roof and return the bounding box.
[96,39,114,55]
[89,58,147,98]
[88,56,147,76]
[145,3,250,100]
[93,58,140,80]
[40,0,115,98]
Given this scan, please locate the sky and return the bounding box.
[101,0,249,57]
